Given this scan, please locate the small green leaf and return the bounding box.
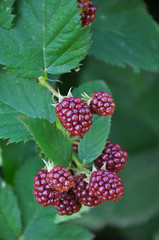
[15,156,93,240]
[0,0,15,29]
[0,0,91,78]
[79,115,111,162]
[0,72,55,123]
[0,177,21,240]
[90,0,159,72]
[0,101,31,143]
[19,116,72,167]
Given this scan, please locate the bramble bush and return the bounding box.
[0,0,159,240]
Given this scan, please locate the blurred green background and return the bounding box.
[1,0,159,239]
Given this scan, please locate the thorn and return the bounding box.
[92,164,98,172]
[51,103,58,108]
[6,140,11,145]
[67,87,73,98]
[42,159,54,172]
[81,92,92,105]
[101,162,107,170]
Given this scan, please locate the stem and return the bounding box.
[72,154,91,174]
[38,74,59,98]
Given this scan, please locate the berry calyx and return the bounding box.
[46,166,74,192]
[55,97,93,136]
[54,190,82,215]
[77,0,97,27]
[95,140,128,172]
[90,92,115,117]
[89,169,124,201]
[72,175,103,207]
[33,169,61,207]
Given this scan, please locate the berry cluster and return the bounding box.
[33,91,127,216]
[33,144,127,215]
[77,0,97,27]
[55,91,115,136]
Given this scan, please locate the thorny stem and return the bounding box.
[38,72,59,98]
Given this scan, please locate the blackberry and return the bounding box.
[72,143,79,153]
[77,0,97,27]
[54,190,82,215]
[46,166,74,192]
[33,169,61,207]
[90,92,115,117]
[72,175,103,207]
[55,97,92,136]
[89,169,124,201]
[95,140,128,172]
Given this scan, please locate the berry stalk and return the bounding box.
[38,73,59,98]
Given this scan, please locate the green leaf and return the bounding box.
[19,116,72,167]
[79,115,111,162]
[0,72,55,122]
[0,101,31,143]
[0,0,91,78]
[0,0,15,29]
[74,149,159,230]
[72,80,111,163]
[0,178,21,240]
[15,156,93,240]
[0,139,36,185]
[90,0,159,72]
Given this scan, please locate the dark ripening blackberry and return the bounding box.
[89,169,124,201]
[77,0,97,27]
[33,169,61,207]
[46,166,74,192]
[90,92,115,117]
[95,140,128,172]
[55,190,82,216]
[55,97,93,136]
[72,175,103,207]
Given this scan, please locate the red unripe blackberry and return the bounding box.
[89,169,124,201]
[77,0,97,27]
[72,175,103,207]
[46,166,74,192]
[90,92,115,117]
[55,97,93,136]
[95,140,128,172]
[72,143,79,153]
[33,169,61,207]
[54,190,82,215]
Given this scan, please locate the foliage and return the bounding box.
[0,0,159,239]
